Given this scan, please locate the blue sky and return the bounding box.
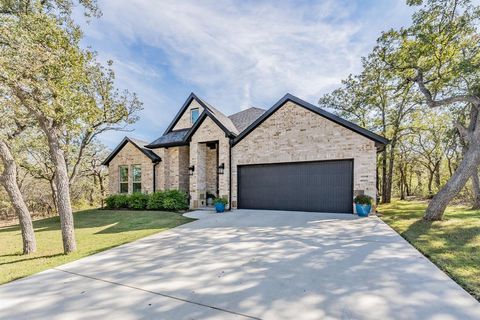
[78,0,414,148]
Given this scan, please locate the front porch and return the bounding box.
[188,116,231,209]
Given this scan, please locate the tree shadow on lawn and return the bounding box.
[401,212,480,248]
[0,253,65,266]
[0,210,192,235]
[2,213,479,319]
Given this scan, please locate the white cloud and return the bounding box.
[80,0,412,146]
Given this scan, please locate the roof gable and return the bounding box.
[232,94,389,150]
[183,108,237,142]
[102,137,161,166]
[163,92,237,135]
[148,93,238,149]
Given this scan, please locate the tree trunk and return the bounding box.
[434,162,441,191]
[427,169,434,197]
[0,140,36,254]
[49,177,58,213]
[381,149,388,203]
[98,172,106,208]
[416,170,423,195]
[40,121,77,253]
[472,170,480,210]
[384,141,396,203]
[399,165,406,200]
[424,143,480,220]
[447,157,454,178]
[406,166,412,196]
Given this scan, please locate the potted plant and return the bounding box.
[354,195,373,217]
[213,197,228,213]
[206,192,215,206]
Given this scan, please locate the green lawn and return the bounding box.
[378,200,480,300]
[0,210,194,285]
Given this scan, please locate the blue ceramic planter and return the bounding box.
[215,202,225,213]
[355,204,371,217]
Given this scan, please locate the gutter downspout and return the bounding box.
[228,137,233,211]
[152,160,161,192]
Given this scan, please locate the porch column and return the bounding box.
[189,142,207,208]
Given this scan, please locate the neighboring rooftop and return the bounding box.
[228,107,266,133]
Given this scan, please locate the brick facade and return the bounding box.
[231,101,377,208]
[108,142,155,194]
[173,99,204,131]
[189,117,230,208]
[107,98,379,212]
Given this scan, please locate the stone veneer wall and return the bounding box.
[189,117,230,208]
[108,142,155,194]
[231,101,377,208]
[173,100,204,131]
[152,146,189,192]
[178,146,190,193]
[205,145,218,195]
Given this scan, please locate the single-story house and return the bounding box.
[102,93,388,213]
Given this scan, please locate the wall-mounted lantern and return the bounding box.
[217,163,225,175]
[189,165,195,175]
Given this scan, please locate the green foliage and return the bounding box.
[379,200,480,300]
[354,195,373,205]
[161,190,189,211]
[213,197,228,205]
[128,193,149,210]
[0,209,193,285]
[146,192,166,210]
[105,194,129,209]
[106,190,189,211]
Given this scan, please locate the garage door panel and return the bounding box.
[238,160,353,213]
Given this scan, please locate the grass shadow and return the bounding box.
[0,253,65,266]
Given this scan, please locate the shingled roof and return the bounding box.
[196,97,239,135]
[145,129,189,148]
[228,107,266,133]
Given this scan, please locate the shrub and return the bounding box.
[213,196,228,205]
[128,193,149,209]
[105,190,189,211]
[162,190,189,211]
[354,194,373,205]
[147,192,165,210]
[105,194,129,209]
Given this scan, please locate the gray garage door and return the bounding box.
[238,160,353,213]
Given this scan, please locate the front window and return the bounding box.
[119,166,129,193]
[132,165,142,193]
[191,108,199,124]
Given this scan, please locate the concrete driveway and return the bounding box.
[1,210,479,320]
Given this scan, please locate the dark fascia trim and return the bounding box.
[163,92,215,135]
[232,93,390,149]
[146,108,236,149]
[183,109,237,142]
[146,141,189,149]
[101,137,161,166]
